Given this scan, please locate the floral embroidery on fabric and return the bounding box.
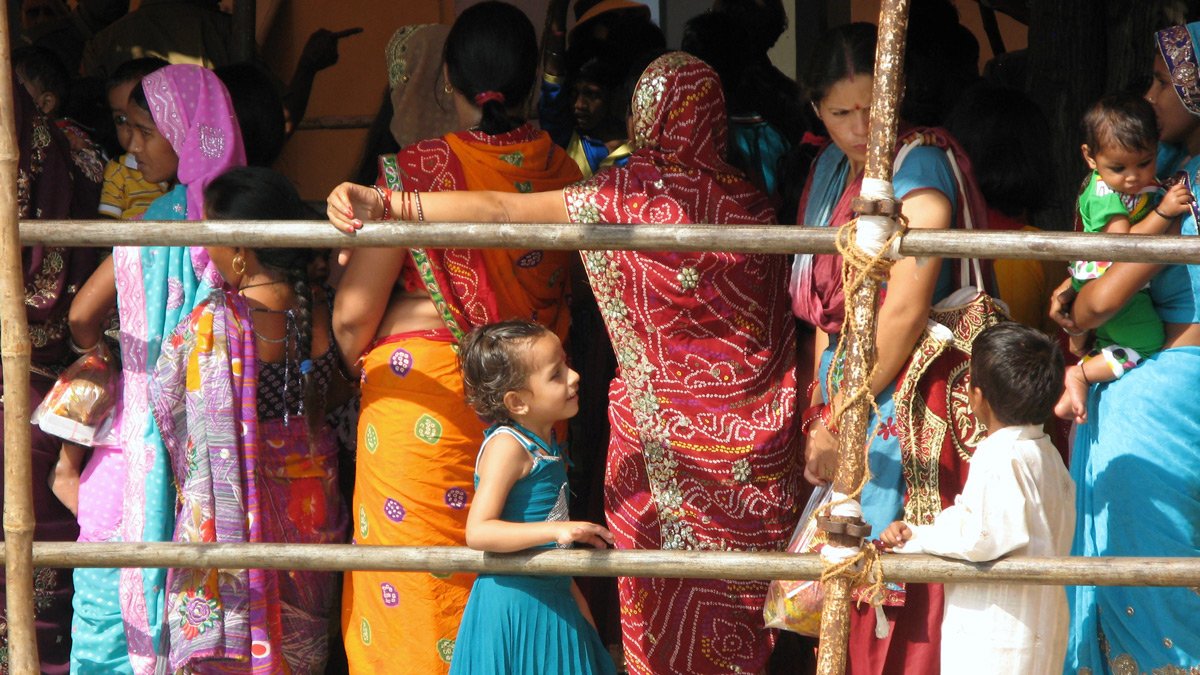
[383,497,406,522]
[517,250,544,268]
[499,151,524,166]
[436,638,455,664]
[287,477,327,535]
[178,588,221,640]
[364,423,380,454]
[1159,25,1200,115]
[24,248,63,309]
[677,265,699,291]
[414,414,443,444]
[389,348,414,376]
[444,487,468,510]
[197,124,226,159]
[380,583,400,607]
[515,180,533,193]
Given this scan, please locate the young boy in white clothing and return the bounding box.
[881,322,1076,675]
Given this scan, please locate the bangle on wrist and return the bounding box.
[800,404,824,435]
[820,404,839,435]
[1154,206,1176,220]
[69,337,98,355]
[372,185,392,220]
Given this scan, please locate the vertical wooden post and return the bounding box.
[814,1,911,673]
[232,0,257,62]
[0,6,40,673]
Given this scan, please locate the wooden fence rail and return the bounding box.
[6,544,1200,588]
[18,219,1200,263]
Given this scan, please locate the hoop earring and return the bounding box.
[232,254,247,277]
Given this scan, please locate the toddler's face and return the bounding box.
[107,80,137,153]
[1087,145,1157,195]
[517,332,580,423]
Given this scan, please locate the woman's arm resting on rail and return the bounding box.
[327,182,570,233]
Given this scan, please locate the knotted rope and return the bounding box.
[818,214,908,612]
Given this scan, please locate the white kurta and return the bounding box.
[896,424,1075,675]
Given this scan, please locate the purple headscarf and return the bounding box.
[141,64,246,221]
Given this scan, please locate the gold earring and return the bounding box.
[232,254,247,276]
[444,82,453,94]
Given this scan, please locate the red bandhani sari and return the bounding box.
[564,52,801,675]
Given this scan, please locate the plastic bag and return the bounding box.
[31,342,119,446]
[763,484,832,636]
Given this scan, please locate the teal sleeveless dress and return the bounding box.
[448,426,616,675]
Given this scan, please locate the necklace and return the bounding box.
[238,279,288,293]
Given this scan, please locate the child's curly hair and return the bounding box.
[458,319,549,424]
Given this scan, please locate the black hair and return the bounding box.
[943,82,1053,218]
[105,57,169,94]
[204,167,324,431]
[129,80,149,114]
[902,0,980,125]
[459,320,551,424]
[682,11,747,101]
[803,22,876,108]
[13,45,70,110]
[215,62,287,167]
[710,0,788,55]
[575,55,625,92]
[566,7,665,77]
[444,1,538,136]
[1082,93,1160,156]
[970,322,1065,427]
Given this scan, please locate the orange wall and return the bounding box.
[265,0,453,200]
[267,0,1027,200]
[851,0,1027,69]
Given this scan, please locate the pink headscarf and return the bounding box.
[141,64,246,221]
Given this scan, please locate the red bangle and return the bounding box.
[373,185,392,220]
[820,404,839,435]
[800,404,824,435]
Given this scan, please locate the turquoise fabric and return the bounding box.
[1150,154,1200,324]
[1065,129,1200,674]
[1065,347,1200,674]
[807,141,961,538]
[729,115,789,197]
[115,185,214,668]
[450,426,615,675]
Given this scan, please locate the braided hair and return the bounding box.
[444,1,538,136]
[203,167,324,433]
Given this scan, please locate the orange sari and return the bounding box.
[343,126,579,674]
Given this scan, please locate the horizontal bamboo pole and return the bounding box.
[18,220,1200,264]
[10,543,1200,587]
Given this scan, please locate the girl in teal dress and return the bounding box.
[451,320,616,675]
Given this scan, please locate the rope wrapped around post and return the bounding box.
[813,0,912,671]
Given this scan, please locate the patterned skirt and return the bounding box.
[341,331,483,673]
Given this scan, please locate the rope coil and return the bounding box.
[818,215,909,609]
